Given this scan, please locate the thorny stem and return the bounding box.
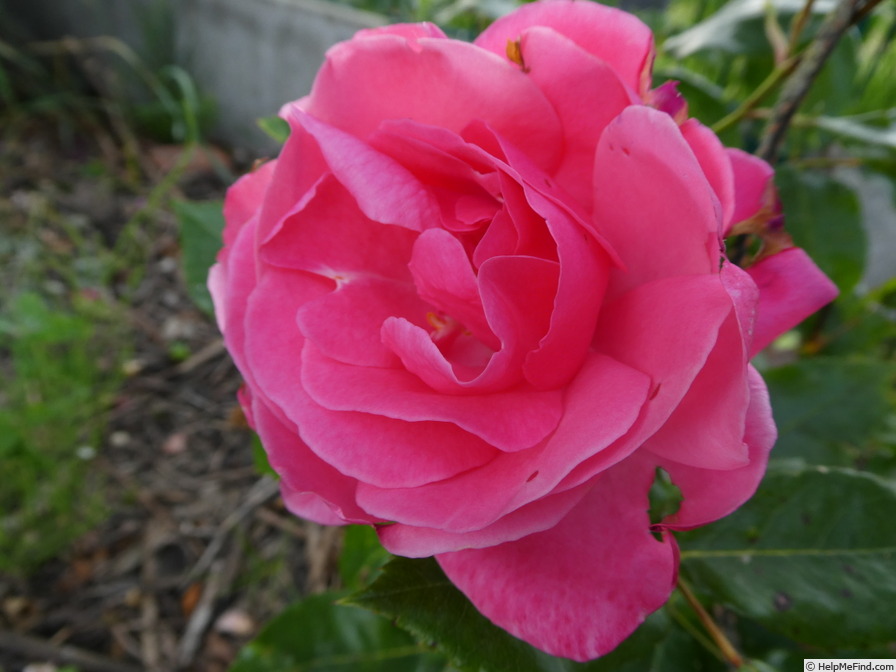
[756,0,887,164]
[677,577,744,668]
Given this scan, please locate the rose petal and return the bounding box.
[244,266,332,425]
[292,393,499,489]
[656,365,776,529]
[355,352,649,532]
[301,342,563,452]
[255,121,328,245]
[222,160,276,251]
[354,22,448,42]
[727,148,775,234]
[378,482,591,556]
[593,273,735,444]
[594,106,722,298]
[474,0,655,95]
[680,119,734,232]
[383,254,560,394]
[409,228,495,348]
[641,308,750,469]
[516,26,636,210]
[285,109,440,232]
[305,33,563,171]
[261,174,417,282]
[297,277,429,367]
[437,456,676,662]
[253,396,375,524]
[747,247,839,354]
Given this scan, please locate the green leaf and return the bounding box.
[257,115,291,144]
[251,433,278,479]
[174,199,225,316]
[775,168,865,293]
[339,525,393,591]
[812,113,896,151]
[764,358,896,468]
[230,591,447,672]
[347,556,573,672]
[347,557,705,672]
[664,0,835,57]
[679,464,896,649]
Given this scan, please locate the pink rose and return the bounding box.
[209,0,837,661]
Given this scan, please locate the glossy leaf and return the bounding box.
[229,591,447,672]
[175,199,225,315]
[679,463,896,649]
[347,556,718,672]
[340,525,393,590]
[257,115,291,144]
[347,557,570,672]
[764,357,896,468]
[664,0,835,56]
[775,168,865,293]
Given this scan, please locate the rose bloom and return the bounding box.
[210,0,837,661]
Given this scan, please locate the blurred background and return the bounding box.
[1,0,894,670]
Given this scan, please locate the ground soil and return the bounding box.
[0,128,343,672]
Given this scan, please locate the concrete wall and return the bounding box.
[7,0,385,152]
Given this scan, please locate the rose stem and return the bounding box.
[756,0,887,164]
[676,576,744,668]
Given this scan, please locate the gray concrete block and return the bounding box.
[7,0,385,152]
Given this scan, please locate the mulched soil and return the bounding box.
[0,128,343,672]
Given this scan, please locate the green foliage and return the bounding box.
[348,557,572,672]
[775,168,865,292]
[339,525,393,591]
[229,591,448,672]
[0,291,124,573]
[174,199,226,316]
[764,358,896,469]
[258,116,291,144]
[679,464,896,650]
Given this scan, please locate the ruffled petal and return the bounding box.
[261,175,417,282]
[243,266,332,425]
[747,247,839,354]
[297,277,429,367]
[727,148,775,234]
[217,219,262,383]
[594,107,723,298]
[305,32,563,171]
[515,26,636,210]
[221,160,276,251]
[680,119,734,232]
[378,482,590,556]
[285,109,440,231]
[291,393,499,489]
[641,307,750,469]
[252,396,375,524]
[409,228,495,348]
[593,273,735,444]
[656,365,776,529]
[301,342,563,452]
[355,353,649,532]
[354,22,448,42]
[437,456,677,662]
[474,0,655,95]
